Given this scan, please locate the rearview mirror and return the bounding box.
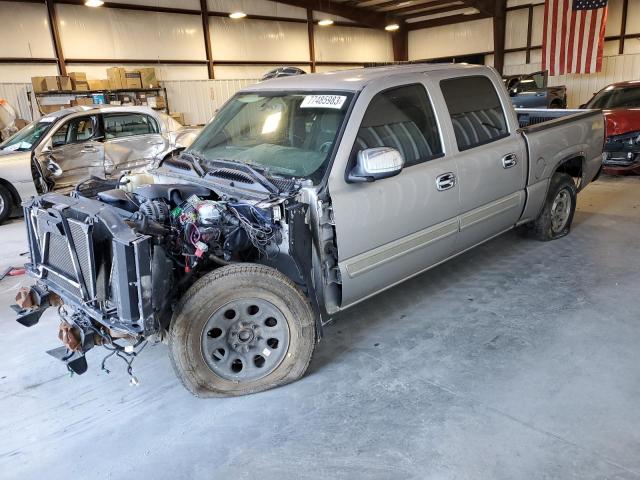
[347,147,404,183]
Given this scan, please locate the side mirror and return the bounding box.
[347,147,404,183]
[47,159,62,178]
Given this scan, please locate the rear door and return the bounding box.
[103,112,166,176]
[39,114,104,191]
[329,79,461,307]
[438,75,527,251]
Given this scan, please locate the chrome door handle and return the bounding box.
[502,153,518,169]
[436,172,456,191]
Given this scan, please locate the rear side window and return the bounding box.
[104,113,159,139]
[440,76,509,151]
[52,115,99,147]
[354,84,443,168]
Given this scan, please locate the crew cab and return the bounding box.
[0,105,200,224]
[581,80,640,174]
[14,64,604,397]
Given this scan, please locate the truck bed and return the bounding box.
[515,108,601,130]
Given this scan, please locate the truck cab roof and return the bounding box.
[245,63,495,92]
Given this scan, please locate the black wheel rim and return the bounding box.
[200,298,290,382]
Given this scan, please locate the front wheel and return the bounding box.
[520,172,577,241]
[169,264,316,397]
[0,184,12,225]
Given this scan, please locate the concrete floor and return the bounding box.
[1,176,639,479]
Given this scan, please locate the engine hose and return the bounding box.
[209,253,234,266]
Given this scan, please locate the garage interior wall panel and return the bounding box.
[163,79,257,125]
[57,5,205,61]
[315,65,364,73]
[0,83,40,121]
[0,64,58,84]
[68,64,209,81]
[107,0,199,9]
[628,0,640,34]
[314,26,393,63]
[408,18,494,59]
[207,0,306,19]
[209,17,309,62]
[505,8,529,50]
[0,2,55,60]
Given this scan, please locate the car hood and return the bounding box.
[603,109,640,136]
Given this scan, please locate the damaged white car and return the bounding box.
[0,105,201,224]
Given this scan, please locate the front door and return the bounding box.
[329,81,461,307]
[38,114,104,191]
[103,112,166,177]
[439,75,527,251]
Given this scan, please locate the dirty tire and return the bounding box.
[169,264,316,397]
[0,184,12,225]
[519,172,577,241]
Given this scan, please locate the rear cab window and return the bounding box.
[440,76,509,151]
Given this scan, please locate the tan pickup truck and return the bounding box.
[15,64,604,397]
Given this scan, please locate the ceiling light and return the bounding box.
[229,11,247,19]
[463,8,479,15]
[318,19,334,26]
[385,24,400,31]
[85,0,104,6]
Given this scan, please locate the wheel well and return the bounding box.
[555,156,584,188]
[0,178,21,207]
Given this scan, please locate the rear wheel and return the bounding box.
[169,264,316,397]
[520,172,577,241]
[0,184,12,225]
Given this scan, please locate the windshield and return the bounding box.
[0,118,56,152]
[188,91,354,183]
[585,86,640,109]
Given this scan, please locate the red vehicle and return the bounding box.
[583,80,640,174]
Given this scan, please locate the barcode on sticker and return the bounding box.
[300,95,346,109]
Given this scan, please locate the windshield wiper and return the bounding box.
[206,158,280,194]
[179,151,206,177]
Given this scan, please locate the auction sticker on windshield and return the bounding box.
[300,95,346,109]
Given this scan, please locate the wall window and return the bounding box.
[104,113,159,139]
[440,76,509,151]
[51,116,99,147]
[354,84,443,168]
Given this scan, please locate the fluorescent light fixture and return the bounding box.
[229,11,247,19]
[85,0,104,6]
[318,19,334,26]
[385,24,400,31]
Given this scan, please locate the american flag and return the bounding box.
[542,0,608,76]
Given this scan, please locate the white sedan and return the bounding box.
[0,105,201,223]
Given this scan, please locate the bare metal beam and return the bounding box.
[274,0,398,29]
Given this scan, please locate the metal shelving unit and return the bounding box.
[30,87,169,116]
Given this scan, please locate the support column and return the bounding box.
[307,8,316,72]
[492,0,506,75]
[392,22,408,62]
[200,0,214,79]
[46,0,66,76]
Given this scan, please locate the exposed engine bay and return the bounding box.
[14,173,338,382]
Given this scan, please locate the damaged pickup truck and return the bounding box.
[14,64,605,397]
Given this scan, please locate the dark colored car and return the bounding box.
[504,71,567,109]
[582,80,640,175]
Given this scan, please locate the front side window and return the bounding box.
[441,76,509,151]
[189,91,353,183]
[104,113,159,139]
[354,84,443,168]
[52,115,99,147]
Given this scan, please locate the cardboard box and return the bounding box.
[75,97,94,106]
[68,72,89,91]
[40,104,66,114]
[44,76,59,91]
[107,67,127,90]
[137,68,159,89]
[87,79,109,90]
[57,76,72,91]
[125,71,142,89]
[147,96,166,109]
[31,77,46,93]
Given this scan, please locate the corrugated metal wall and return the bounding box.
[163,79,257,125]
[0,83,38,121]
